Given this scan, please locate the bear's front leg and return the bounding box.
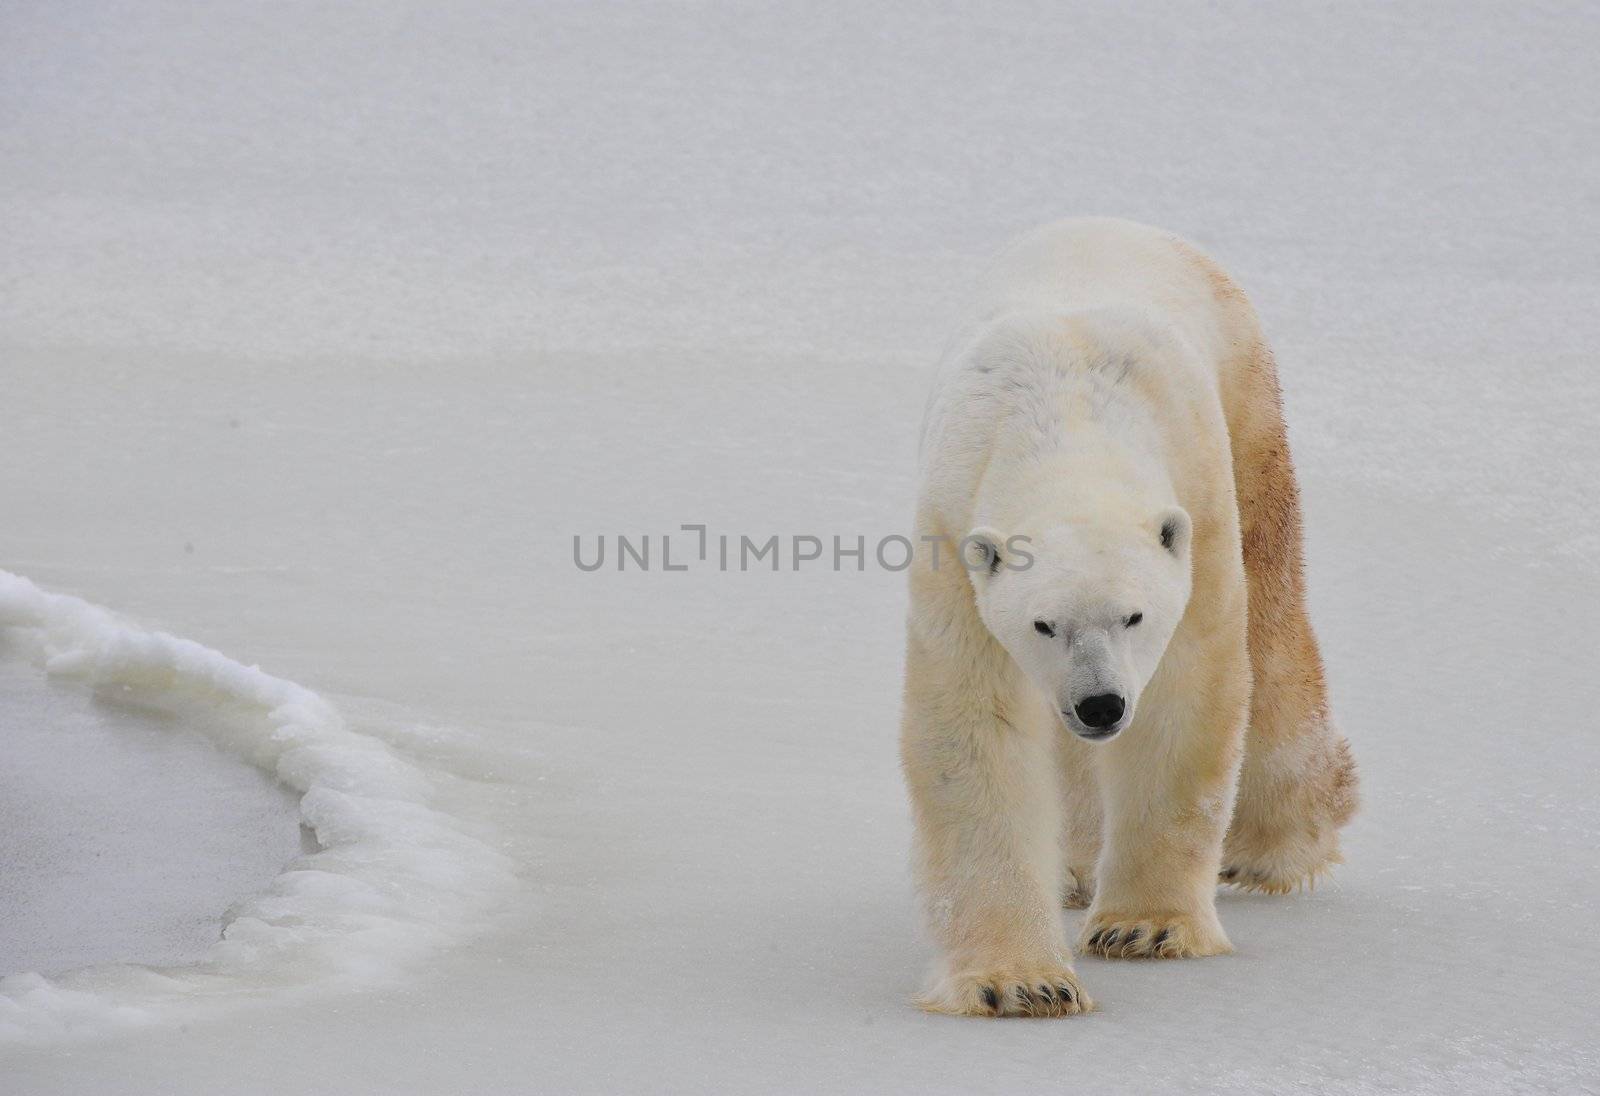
[1080,647,1250,960]
[902,639,1092,1017]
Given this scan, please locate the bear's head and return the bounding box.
[964,509,1192,741]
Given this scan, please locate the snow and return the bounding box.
[2,0,1598,1091]
[0,573,518,1042]
[0,657,305,977]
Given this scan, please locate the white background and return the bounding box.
[3,1,1598,1091]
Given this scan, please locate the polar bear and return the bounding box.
[901,218,1358,1017]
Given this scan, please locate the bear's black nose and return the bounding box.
[1074,693,1125,729]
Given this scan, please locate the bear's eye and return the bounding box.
[1124,612,1143,628]
[1034,620,1056,637]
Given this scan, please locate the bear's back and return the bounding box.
[977,218,1250,376]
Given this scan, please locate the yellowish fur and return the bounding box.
[1172,239,1360,892]
[902,219,1357,1017]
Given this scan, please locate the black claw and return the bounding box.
[1154,928,1172,948]
[1087,930,1105,949]
[1103,929,1120,948]
[1037,984,1054,1000]
[1124,928,1143,948]
[1221,867,1238,881]
[1057,984,1075,1003]
[981,986,998,1011]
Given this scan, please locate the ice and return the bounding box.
[2,0,1598,1091]
[0,657,304,977]
[0,573,518,1041]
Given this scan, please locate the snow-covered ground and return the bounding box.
[3,1,1598,1091]
[0,654,305,977]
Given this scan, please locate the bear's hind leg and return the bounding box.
[1222,345,1359,893]
[1221,667,1357,894]
[1057,733,1101,911]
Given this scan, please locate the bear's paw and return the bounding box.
[1079,912,1231,959]
[1220,833,1345,895]
[1061,867,1095,910]
[919,964,1094,1018]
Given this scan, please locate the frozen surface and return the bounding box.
[0,657,304,975]
[0,572,518,1042]
[2,0,1598,1092]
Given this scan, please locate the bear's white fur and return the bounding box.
[901,218,1357,1017]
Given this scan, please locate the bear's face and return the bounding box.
[967,509,1192,741]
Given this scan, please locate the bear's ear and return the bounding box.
[1157,507,1191,558]
[961,526,1006,577]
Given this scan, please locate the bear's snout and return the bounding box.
[1073,693,1126,733]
